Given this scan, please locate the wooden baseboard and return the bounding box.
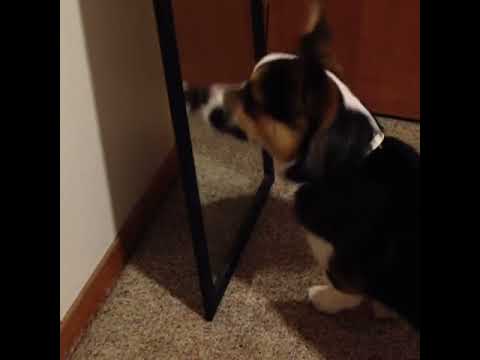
[60,148,179,360]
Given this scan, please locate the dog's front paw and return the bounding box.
[308,285,362,314]
[308,285,339,314]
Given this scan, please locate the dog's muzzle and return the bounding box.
[184,83,247,141]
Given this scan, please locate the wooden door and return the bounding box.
[267,0,420,120]
[172,1,255,85]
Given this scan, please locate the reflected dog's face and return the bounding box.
[184,1,335,164]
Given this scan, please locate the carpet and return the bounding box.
[69,116,420,360]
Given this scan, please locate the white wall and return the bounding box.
[60,0,174,319]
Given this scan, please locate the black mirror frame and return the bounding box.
[152,0,272,321]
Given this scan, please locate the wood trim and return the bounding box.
[60,148,179,360]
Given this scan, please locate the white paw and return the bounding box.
[308,285,362,314]
[308,285,329,301]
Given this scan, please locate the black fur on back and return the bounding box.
[285,101,376,183]
[294,136,420,330]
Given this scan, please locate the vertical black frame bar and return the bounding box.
[251,0,274,179]
[152,0,273,321]
[151,0,216,318]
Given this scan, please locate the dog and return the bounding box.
[184,0,420,330]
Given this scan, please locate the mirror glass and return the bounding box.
[172,1,264,282]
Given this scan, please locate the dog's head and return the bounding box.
[184,0,336,165]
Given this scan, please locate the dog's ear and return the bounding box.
[299,0,333,70]
[297,1,339,128]
[304,0,326,34]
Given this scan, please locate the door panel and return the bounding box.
[172,1,255,85]
[267,0,420,120]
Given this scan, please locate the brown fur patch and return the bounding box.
[256,115,306,162]
[233,108,304,162]
[249,68,266,106]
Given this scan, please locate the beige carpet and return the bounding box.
[70,117,420,360]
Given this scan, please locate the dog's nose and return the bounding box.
[184,87,210,112]
[209,107,229,130]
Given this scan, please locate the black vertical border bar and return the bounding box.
[151,0,215,319]
[251,0,266,60]
[251,0,275,179]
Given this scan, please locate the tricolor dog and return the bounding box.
[184,0,420,330]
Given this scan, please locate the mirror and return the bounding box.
[188,106,264,281]
[173,1,263,282]
[153,0,273,319]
